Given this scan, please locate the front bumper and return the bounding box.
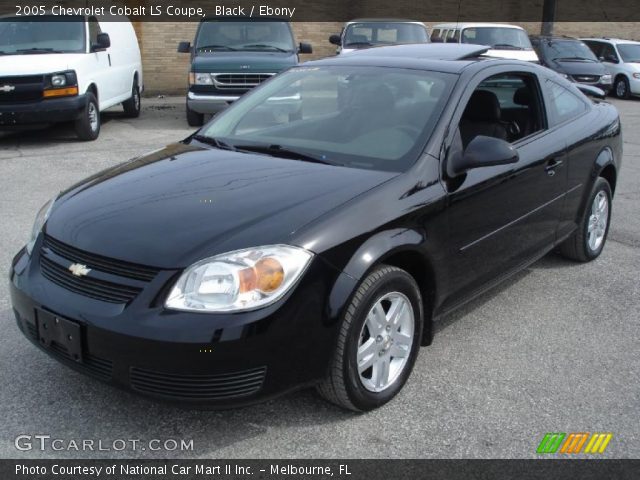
[10,243,355,407]
[187,91,240,114]
[0,94,86,126]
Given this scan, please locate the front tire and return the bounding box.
[186,104,204,127]
[614,76,630,99]
[316,265,423,411]
[122,80,141,118]
[74,92,100,141]
[559,177,612,262]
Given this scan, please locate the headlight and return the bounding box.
[189,72,213,85]
[601,74,613,84]
[26,198,55,255]
[165,245,314,312]
[50,74,67,87]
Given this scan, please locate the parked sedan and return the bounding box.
[10,44,622,411]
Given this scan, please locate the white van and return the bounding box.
[430,23,538,62]
[0,14,143,140]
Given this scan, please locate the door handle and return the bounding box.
[545,158,563,176]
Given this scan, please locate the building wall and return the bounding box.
[136,22,640,95]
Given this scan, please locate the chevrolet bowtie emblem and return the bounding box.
[0,85,16,93]
[68,263,91,277]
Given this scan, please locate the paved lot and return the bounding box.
[0,97,638,459]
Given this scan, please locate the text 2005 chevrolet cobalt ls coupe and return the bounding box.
[11,45,622,411]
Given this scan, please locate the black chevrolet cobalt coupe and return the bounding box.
[10,44,622,411]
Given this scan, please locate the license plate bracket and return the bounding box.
[37,310,83,363]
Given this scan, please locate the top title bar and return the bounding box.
[1,0,640,22]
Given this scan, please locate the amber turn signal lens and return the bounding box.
[43,86,79,98]
[238,257,285,294]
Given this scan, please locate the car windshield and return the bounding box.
[195,21,295,52]
[617,44,640,63]
[0,15,85,54]
[543,40,598,62]
[461,27,532,50]
[343,22,428,47]
[200,66,455,172]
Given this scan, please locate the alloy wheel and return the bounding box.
[357,292,414,393]
[587,191,609,252]
[88,102,99,132]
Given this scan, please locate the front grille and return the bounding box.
[43,235,159,281]
[571,74,600,84]
[213,73,274,90]
[0,75,44,103]
[130,366,267,400]
[40,255,142,304]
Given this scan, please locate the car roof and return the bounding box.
[345,18,425,25]
[530,35,580,41]
[432,23,525,30]
[303,44,522,73]
[581,37,640,45]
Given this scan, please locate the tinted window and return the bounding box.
[461,27,532,49]
[617,44,640,62]
[195,21,295,52]
[344,22,428,47]
[430,29,441,42]
[0,15,85,53]
[88,17,101,46]
[202,66,455,172]
[546,80,587,125]
[541,40,598,62]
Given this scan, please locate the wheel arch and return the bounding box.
[86,82,98,101]
[594,147,617,194]
[338,228,438,347]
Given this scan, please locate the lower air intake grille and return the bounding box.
[47,343,113,381]
[130,366,267,400]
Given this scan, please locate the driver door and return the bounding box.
[441,66,567,309]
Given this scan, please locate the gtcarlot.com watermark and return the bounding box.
[15,434,194,452]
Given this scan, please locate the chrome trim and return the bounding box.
[187,92,240,102]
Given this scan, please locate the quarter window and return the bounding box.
[546,80,587,125]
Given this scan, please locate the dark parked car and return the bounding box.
[10,44,622,411]
[530,35,612,94]
[177,18,312,126]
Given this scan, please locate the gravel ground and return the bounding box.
[0,96,638,459]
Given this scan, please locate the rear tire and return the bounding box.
[316,265,423,411]
[186,104,204,127]
[122,80,141,118]
[74,92,100,141]
[559,177,612,262]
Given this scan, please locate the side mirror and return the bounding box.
[576,84,606,99]
[451,135,519,176]
[298,42,313,54]
[177,41,191,53]
[92,32,110,51]
[329,34,342,46]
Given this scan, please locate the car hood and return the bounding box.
[45,142,396,268]
[192,51,297,73]
[0,53,87,75]
[550,59,607,75]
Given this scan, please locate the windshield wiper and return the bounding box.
[191,134,238,151]
[554,56,596,62]
[492,44,524,50]
[344,41,374,47]
[197,44,237,51]
[233,143,337,165]
[241,44,289,52]
[16,47,63,54]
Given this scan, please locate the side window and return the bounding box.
[458,72,545,149]
[583,40,602,58]
[430,29,441,42]
[601,43,619,62]
[545,80,587,126]
[88,17,101,47]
